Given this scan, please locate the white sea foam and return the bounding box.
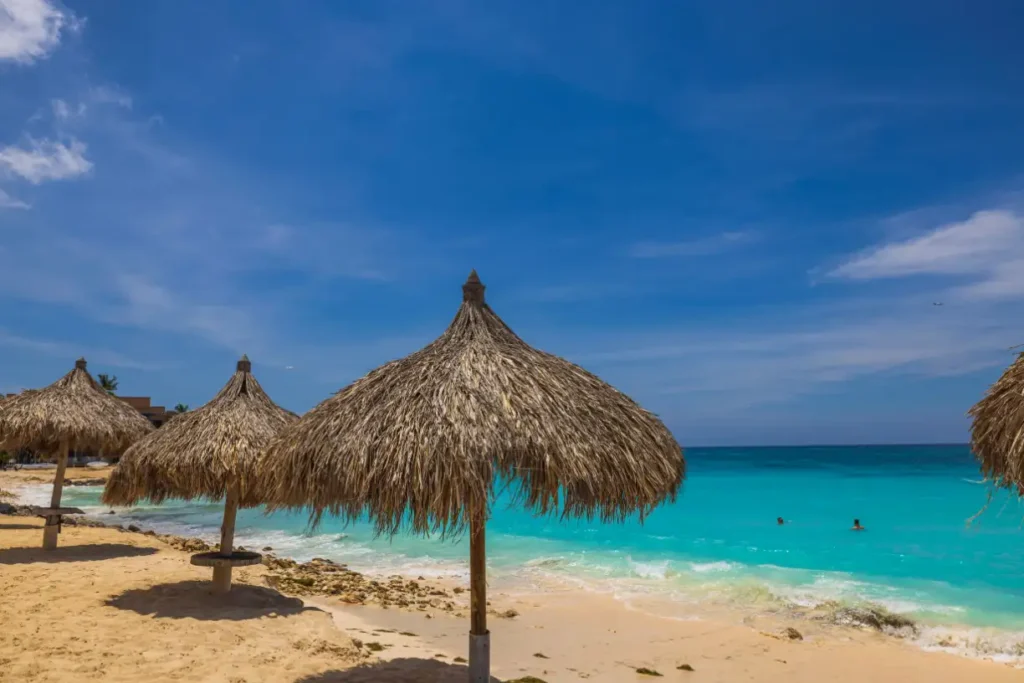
[689,561,737,573]
[627,557,673,579]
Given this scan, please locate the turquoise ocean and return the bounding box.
[26,444,1024,662]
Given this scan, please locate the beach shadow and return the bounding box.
[0,543,157,564]
[0,521,39,530]
[106,580,309,621]
[295,659,502,683]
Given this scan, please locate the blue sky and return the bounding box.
[1,1,1022,446]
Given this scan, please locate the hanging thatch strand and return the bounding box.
[103,355,298,507]
[257,270,685,537]
[969,352,1024,495]
[0,358,153,455]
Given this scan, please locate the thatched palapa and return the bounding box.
[257,270,684,682]
[969,352,1024,494]
[0,358,154,549]
[104,355,297,592]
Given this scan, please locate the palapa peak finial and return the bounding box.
[237,354,251,372]
[462,269,485,304]
[75,357,87,370]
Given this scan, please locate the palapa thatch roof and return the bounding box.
[102,355,298,507]
[258,270,685,536]
[0,358,154,456]
[969,352,1024,494]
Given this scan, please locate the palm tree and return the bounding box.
[174,403,189,413]
[97,374,119,395]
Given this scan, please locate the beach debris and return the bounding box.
[262,555,463,612]
[453,656,467,663]
[364,642,386,652]
[677,663,695,671]
[290,637,362,660]
[814,602,917,635]
[492,607,519,619]
[780,627,803,640]
[533,652,549,659]
[635,667,663,676]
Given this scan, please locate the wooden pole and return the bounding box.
[212,483,239,594]
[42,441,69,550]
[468,509,490,682]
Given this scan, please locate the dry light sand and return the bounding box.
[1,469,1022,682]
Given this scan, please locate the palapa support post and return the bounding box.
[468,509,490,683]
[42,441,70,550]
[212,482,240,594]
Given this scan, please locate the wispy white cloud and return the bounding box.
[629,231,755,258]
[87,85,132,110]
[51,98,86,120]
[0,187,28,209]
[827,209,1024,302]
[0,0,75,64]
[0,137,92,183]
[563,295,1014,416]
[829,210,1022,279]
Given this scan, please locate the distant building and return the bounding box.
[118,396,171,428]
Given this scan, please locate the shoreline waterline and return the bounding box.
[13,460,1024,667]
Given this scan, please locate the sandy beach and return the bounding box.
[1,469,1022,683]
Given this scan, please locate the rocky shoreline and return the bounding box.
[0,501,910,639]
[0,504,524,621]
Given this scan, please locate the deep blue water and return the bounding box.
[46,444,1024,659]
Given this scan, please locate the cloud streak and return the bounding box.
[0,187,28,209]
[828,209,1024,302]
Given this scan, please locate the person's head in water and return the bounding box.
[777,517,785,525]
[852,518,865,531]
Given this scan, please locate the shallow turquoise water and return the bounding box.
[48,444,1024,658]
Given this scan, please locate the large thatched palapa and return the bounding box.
[0,358,154,549]
[969,352,1024,494]
[258,271,685,682]
[103,355,297,592]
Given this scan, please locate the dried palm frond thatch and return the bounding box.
[103,355,297,592]
[0,359,153,456]
[103,355,297,507]
[257,270,684,681]
[0,358,154,549]
[969,352,1024,494]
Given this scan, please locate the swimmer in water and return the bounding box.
[852,518,865,531]
[777,517,785,525]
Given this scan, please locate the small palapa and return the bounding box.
[103,355,297,592]
[256,270,685,682]
[0,358,154,549]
